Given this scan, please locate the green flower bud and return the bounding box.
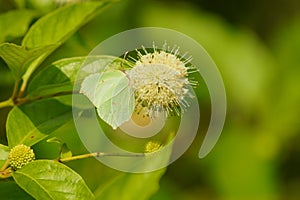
[145,141,162,153]
[8,144,35,170]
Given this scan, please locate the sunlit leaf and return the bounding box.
[27,56,127,98]
[9,1,114,81]
[0,180,34,200]
[22,1,113,49]
[46,137,72,159]
[46,137,61,145]
[15,0,57,14]
[0,9,37,43]
[0,43,56,80]
[13,160,95,200]
[60,143,72,159]
[6,99,72,147]
[27,57,84,98]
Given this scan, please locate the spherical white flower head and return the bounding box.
[136,51,188,77]
[127,49,191,117]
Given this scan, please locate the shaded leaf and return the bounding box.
[6,99,72,147]
[0,9,37,43]
[13,160,94,200]
[94,169,165,200]
[0,43,56,80]
[0,180,34,200]
[94,140,172,200]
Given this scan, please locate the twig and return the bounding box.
[59,152,145,163]
[0,98,14,109]
[16,90,77,105]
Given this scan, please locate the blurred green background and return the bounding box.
[1,0,300,199]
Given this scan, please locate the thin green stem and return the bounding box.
[0,98,14,109]
[59,152,145,163]
[12,80,20,102]
[1,91,75,108]
[17,54,47,98]
[16,90,76,105]
[17,81,27,99]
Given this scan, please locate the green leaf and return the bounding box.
[27,56,127,98]
[80,70,129,108]
[12,1,112,82]
[46,137,61,145]
[22,1,112,49]
[0,144,9,155]
[94,142,172,200]
[13,160,95,200]
[97,85,135,129]
[0,9,37,43]
[0,180,34,200]
[0,43,56,80]
[0,144,9,167]
[94,169,166,200]
[6,99,72,147]
[27,57,84,97]
[16,0,57,14]
[46,137,72,159]
[60,143,72,159]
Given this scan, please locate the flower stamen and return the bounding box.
[127,44,195,118]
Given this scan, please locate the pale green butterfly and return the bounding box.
[80,69,135,129]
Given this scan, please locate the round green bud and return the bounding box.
[145,141,162,153]
[8,144,35,170]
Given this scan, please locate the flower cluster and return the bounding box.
[145,141,162,153]
[8,144,35,170]
[127,45,192,117]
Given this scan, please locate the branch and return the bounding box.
[59,152,145,163]
[16,90,76,105]
[12,80,20,102]
[0,98,14,109]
